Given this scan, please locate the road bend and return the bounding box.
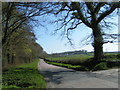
[38,59,118,88]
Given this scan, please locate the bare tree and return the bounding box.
[46,2,119,61]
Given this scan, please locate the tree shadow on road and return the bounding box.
[40,70,75,85]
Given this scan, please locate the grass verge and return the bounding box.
[2,59,46,89]
[46,61,89,71]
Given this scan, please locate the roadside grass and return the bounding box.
[2,59,46,89]
[45,53,119,71]
[18,59,40,69]
[46,61,81,68]
[0,74,2,89]
[46,61,89,71]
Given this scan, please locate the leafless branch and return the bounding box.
[96,4,117,24]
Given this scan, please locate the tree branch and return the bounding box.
[93,3,106,14]
[85,2,94,13]
[73,2,92,28]
[96,4,117,24]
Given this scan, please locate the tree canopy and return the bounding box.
[2,2,47,69]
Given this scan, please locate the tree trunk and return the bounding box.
[92,24,104,61]
[11,53,14,64]
[7,53,10,64]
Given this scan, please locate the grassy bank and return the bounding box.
[2,59,46,89]
[45,54,119,71]
[46,61,89,71]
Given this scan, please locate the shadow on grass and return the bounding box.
[2,67,46,89]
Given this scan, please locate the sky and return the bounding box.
[33,14,118,54]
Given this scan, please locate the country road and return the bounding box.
[38,59,118,88]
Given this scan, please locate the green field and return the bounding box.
[45,53,119,71]
[47,54,93,60]
[46,54,93,64]
[2,59,46,89]
[47,53,119,62]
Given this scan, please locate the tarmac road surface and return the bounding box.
[38,59,118,88]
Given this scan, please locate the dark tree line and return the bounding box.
[2,2,47,69]
[51,50,88,57]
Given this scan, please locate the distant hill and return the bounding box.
[49,50,119,57]
[104,51,119,53]
[50,50,88,57]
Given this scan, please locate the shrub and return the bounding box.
[74,66,89,71]
[92,62,108,71]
